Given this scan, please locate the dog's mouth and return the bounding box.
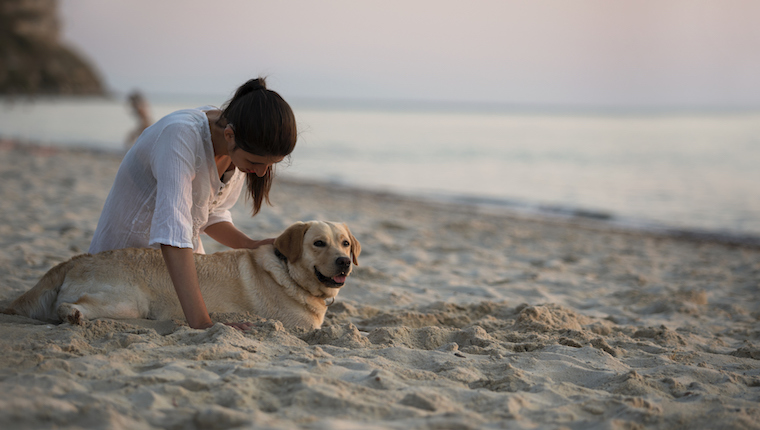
[315,267,347,288]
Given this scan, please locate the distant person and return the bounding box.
[124,90,153,149]
[90,77,297,330]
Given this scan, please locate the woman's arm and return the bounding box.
[161,245,213,329]
[204,221,274,249]
[161,244,254,331]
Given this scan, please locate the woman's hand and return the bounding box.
[205,222,273,249]
[249,238,275,248]
[160,245,213,329]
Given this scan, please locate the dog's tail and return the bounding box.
[3,254,88,321]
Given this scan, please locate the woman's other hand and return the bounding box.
[249,238,275,248]
[205,221,274,249]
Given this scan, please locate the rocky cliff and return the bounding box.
[0,0,105,95]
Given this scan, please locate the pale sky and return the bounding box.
[59,0,760,108]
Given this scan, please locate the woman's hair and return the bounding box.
[219,77,297,215]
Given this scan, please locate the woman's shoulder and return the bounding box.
[132,107,212,156]
[159,107,209,126]
[151,108,210,138]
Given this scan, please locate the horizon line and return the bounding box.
[3,91,760,115]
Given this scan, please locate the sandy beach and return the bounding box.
[0,142,758,429]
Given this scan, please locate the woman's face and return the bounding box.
[232,150,284,177]
[224,125,285,177]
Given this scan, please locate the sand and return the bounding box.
[0,141,758,429]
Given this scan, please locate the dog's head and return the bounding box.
[273,221,361,299]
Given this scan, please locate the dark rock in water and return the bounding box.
[0,0,105,95]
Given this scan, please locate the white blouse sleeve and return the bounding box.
[147,123,198,249]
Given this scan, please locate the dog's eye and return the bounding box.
[342,240,350,247]
[313,240,326,247]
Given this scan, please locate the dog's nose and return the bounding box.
[336,256,351,270]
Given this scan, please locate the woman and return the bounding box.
[89,77,297,330]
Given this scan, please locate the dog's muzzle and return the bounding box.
[315,257,351,288]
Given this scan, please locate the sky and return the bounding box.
[59,0,760,109]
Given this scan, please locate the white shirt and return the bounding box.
[89,107,245,254]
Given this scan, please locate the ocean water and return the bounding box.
[2,97,759,240]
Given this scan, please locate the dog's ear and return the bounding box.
[274,222,310,263]
[344,223,361,266]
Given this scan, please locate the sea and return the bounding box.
[2,96,759,244]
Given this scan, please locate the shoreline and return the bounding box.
[281,176,760,251]
[5,136,759,250]
[1,141,759,428]
[319,180,760,250]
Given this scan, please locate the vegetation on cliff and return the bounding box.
[0,0,105,95]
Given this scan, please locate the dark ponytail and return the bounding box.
[220,77,297,215]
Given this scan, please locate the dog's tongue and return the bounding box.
[333,275,347,284]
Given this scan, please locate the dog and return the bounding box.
[4,221,360,330]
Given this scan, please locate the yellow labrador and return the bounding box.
[5,221,360,330]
